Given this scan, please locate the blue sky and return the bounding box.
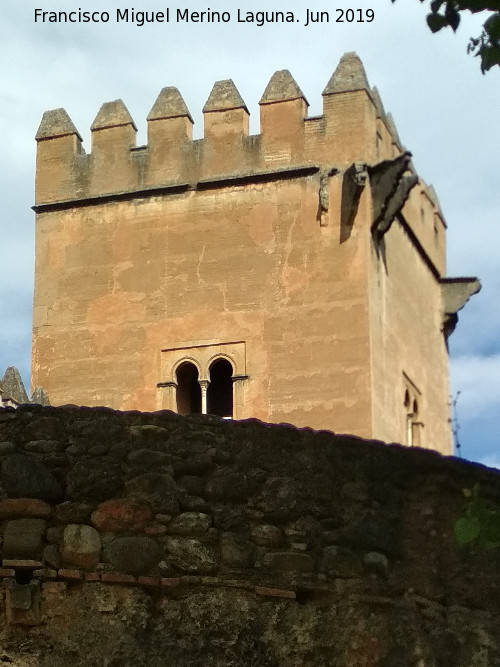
[1,0,498,464]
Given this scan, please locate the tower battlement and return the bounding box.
[35,53,404,207]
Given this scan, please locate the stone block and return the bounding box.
[205,470,249,502]
[54,501,93,524]
[0,442,16,455]
[165,537,219,575]
[0,498,51,519]
[127,449,172,466]
[100,572,136,584]
[284,516,320,545]
[61,524,101,569]
[179,495,210,513]
[220,533,255,569]
[251,524,284,547]
[3,519,47,560]
[1,455,62,503]
[176,475,205,496]
[3,559,43,568]
[43,544,62,569]
[105,536,161,575]
[168,512,211,534]
[66,458,123,502]
[125,473,179,514]
[24,440,64,453]
[213,505,246,530]
[91,498,152,532]
[0,568,15,577]
[144,523,168,536]
[263,551,315,574]
[33,568,57,579]
[363,551,389,576]
[57,569,83,580]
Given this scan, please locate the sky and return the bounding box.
[0,0,498,465]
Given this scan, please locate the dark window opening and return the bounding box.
[176,362,202,415]
[404,389,410,408]
[14,568,35,585]
[207,358,233,418]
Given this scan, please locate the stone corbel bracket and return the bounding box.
[440,277,481,338]
[318,167,339,227]
[369,151,418,240]
[340,162,368,241]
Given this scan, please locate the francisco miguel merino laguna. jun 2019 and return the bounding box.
[34,7,375,27]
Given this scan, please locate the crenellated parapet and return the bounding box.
[35,108,85,204]
[34,52,456,284]
[34,52,411,208]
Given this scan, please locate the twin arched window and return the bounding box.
[404,386,422,447]
[176,358,233,418]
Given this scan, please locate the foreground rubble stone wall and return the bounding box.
[0,405,500,665]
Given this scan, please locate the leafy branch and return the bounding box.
[392,0,500,72]
[454,484,500,549]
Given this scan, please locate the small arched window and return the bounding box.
[207,358,233,418]
[176,362,202,415]
[404,390,410,409]
[404,383,423,447]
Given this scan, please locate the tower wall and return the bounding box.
[32,54,458,451]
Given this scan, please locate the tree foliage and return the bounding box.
[393,0,500,72]
[454,484,500,549]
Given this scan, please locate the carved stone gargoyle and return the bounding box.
[339,152,418,243]
[340,162,368,242]
[440,278,481,338]
[368,151,418,240]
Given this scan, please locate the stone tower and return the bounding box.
[32,53,479,453]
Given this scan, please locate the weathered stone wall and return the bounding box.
[0,405,500,665]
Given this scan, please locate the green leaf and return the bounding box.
[430,0,446,12]
[445,6,461,30]
[484,14,500,40]
[454,516,481,545]
[427,12,449,32]
[480,44,500,71]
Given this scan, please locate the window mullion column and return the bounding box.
[199,379,209,415]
